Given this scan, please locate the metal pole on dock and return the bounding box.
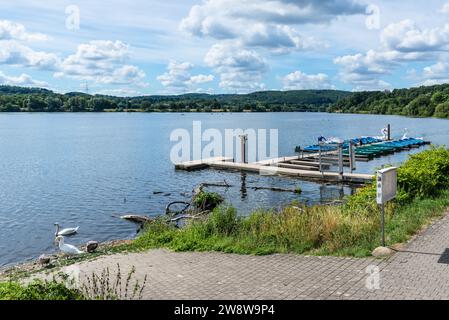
[349,141,356,174]
[319,143,323,172]
[239,134,248,164]
[338,143,344,180]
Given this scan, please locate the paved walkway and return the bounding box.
[52,213,449,300]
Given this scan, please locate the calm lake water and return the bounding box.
[0,112,448,267]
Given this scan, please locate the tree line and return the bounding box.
[0,86,348,113]
[328,84,449,119]
[1,84,449,119]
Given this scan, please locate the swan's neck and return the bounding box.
[58,237,64,246]
[55,225,60,235]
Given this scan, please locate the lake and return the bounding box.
[0,112,448,267]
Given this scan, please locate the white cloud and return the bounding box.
[157,61,214,93]
[95,88,145,97]
[381,20,449,53]
[181,0,365,52]
[0,20,48,41]
[335,19,449,90]
[334,50,399,90]
[282,71,334,90]
[440,2,449,13]
[188,74,215,85]
[55,40,147,86]
[0,40,60,70]
[204,42,268,92]
[0,71,48,87]
[414,61,449,86]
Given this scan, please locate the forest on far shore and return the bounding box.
[0,83,449,119]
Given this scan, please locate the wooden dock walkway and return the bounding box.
[174,157,234,171]
[175,157,374,184]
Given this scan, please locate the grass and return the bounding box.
[0,263,148,300]
[0,280,84,300]
[127,147,449,258]
[126,190,449,258]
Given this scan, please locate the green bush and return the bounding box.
[0,280,84,300]
[193,191,224,211]
[398,147,449,200]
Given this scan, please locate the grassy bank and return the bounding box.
[0,280,84,300]
[129,147,449,257]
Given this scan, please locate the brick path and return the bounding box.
[54,213,449,300]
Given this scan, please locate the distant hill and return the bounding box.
[0,85,351,112]
[0,85,52,95]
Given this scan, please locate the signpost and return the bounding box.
[376,167,398,247]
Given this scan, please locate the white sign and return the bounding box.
[376,167,397,205]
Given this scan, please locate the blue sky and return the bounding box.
[2,0,449,96]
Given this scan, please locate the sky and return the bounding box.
[2,0,449,96]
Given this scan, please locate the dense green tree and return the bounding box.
[26,97,46,112]
[435,102,449,118]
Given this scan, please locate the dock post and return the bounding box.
[318,143,323,172]
[349,141,356,174]
[239,134,248,164]
[387,124,391,141]
[338,143,344,180]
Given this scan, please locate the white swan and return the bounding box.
[54,223,79,236]
[55,236,83,255]
[402,128,409,140]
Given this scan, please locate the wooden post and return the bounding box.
[387,124,391,141]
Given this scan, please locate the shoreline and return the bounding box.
[0,239,133,280]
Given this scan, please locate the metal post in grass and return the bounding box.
[376,167,397,247]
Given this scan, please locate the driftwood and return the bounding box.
[201,180,231,188]
[251,186,302,194]
[165,201,191,216]
[194,180,231,194]
[121,181,228,229]
[169,211,210,222]
[120,215,153,224]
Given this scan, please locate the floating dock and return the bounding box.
[301,137,430,162]
[175,156,374,184]
[175,134,430,185]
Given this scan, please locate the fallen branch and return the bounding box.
[165,201,191,216]
[120,215,153,224]
[251,186,302,194]
[201,180,231,188]
[170,211,210,222]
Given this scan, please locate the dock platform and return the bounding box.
[174,157,234,171]
[176,156,374,184]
